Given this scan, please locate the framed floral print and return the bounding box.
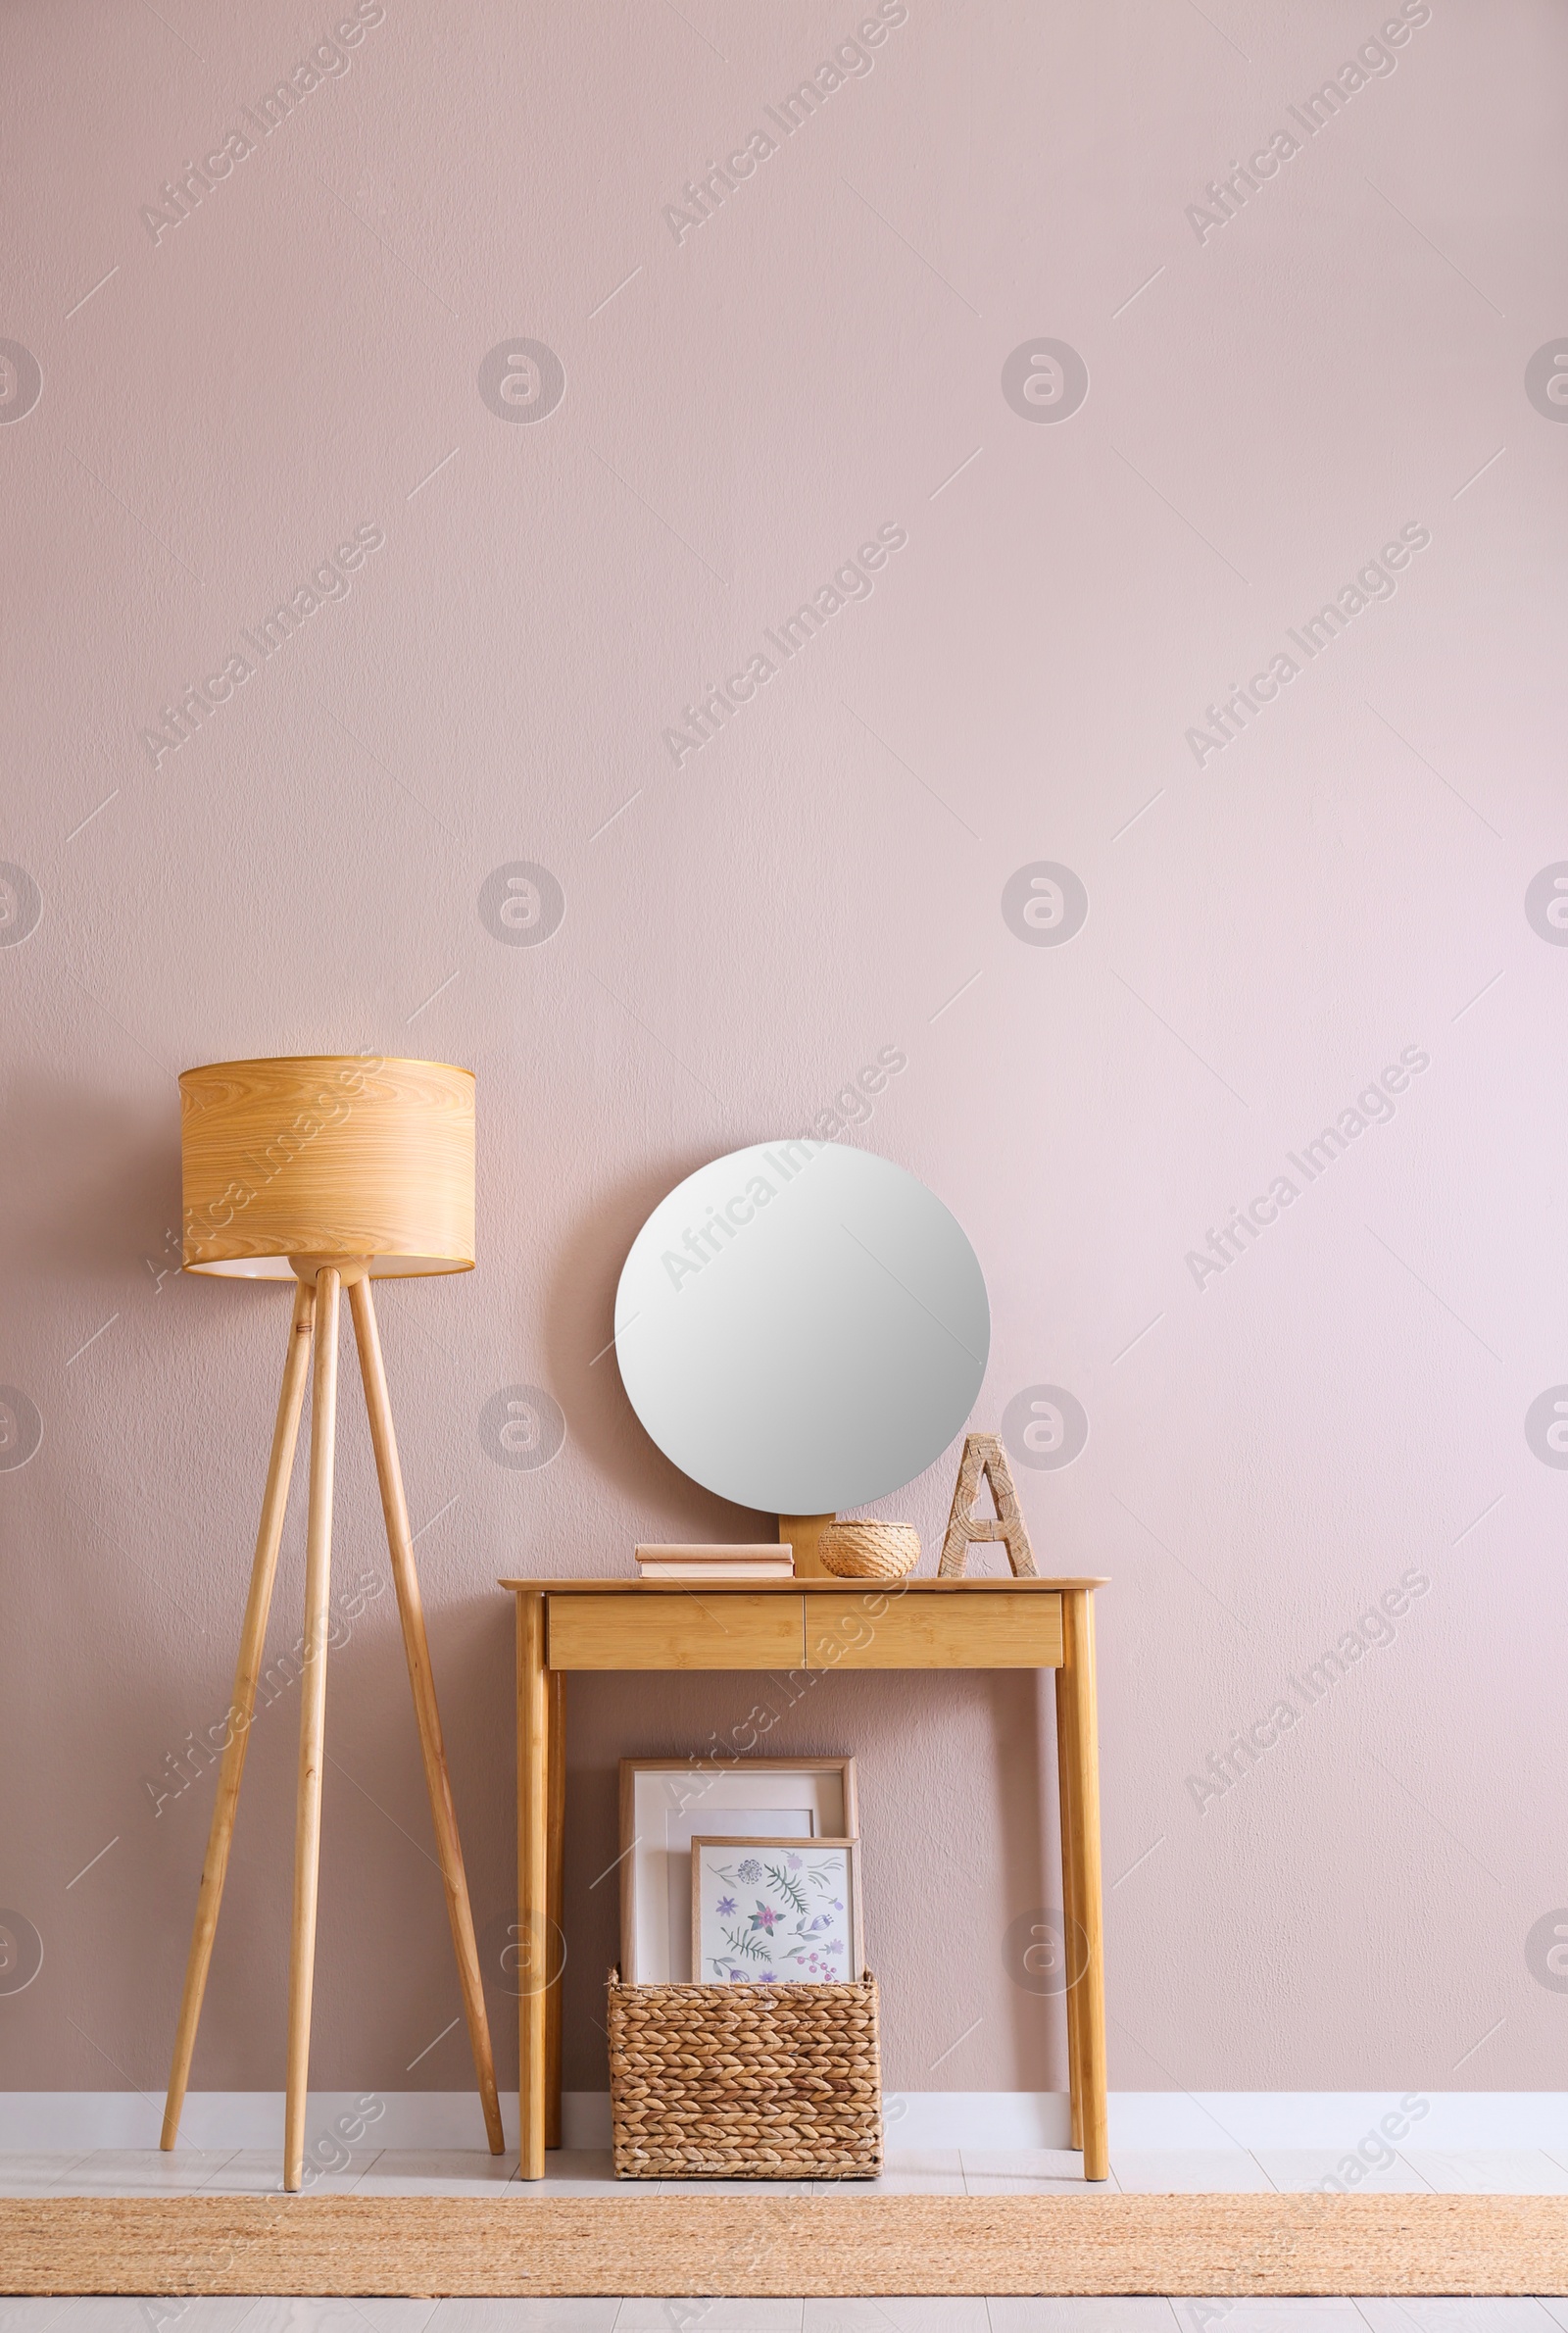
[690,1835,862,1985]
[618,1756,858,1983]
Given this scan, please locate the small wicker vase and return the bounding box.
[817,1521,920,1580]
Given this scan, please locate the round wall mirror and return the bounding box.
[613,1140,990,1516]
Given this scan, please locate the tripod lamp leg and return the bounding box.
[283,1266,340,2193]
[348,1274,505,2156]
[162,1277,316,2152]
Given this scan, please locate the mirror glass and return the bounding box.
[614,1140,990,1514]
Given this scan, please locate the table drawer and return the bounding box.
[805,1590,1062,1669]
[547,1592,806,1670]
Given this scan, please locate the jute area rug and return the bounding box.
[1,2193,1564,2297]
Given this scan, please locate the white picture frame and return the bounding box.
[618,1756,858,1984]
[691,1835,862,1985]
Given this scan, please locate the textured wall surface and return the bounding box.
[1,0,1564,2108]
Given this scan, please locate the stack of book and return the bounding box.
[635,1543,796,1581]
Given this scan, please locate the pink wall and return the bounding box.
[1,0,1565,2104]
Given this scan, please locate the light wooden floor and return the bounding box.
[3,2150,1568,2330]
[6,2144,1568,2201]
[4,2289,1568,2333]
[1,2307,1567,2333]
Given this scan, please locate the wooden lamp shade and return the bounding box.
[179,1055,475,1278]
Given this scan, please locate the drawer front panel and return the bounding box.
[547,1593,806,1670]
[805,1591,1062,1669]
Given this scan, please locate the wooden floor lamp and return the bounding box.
[161,1054,503,2191]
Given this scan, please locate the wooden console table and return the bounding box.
[500,1575,1109,2182]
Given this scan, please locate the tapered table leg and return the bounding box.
[545,1668,565,2151]
[163,1280,316,2151]
[284,1267,340,2193]
[516,1590,548,2179]
[1054,1658,1085,2154]
[348,1277,505,2155]
[1061,1589,1108,2181]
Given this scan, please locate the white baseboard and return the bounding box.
[889,2091,1568,2150]
[4,2091,1567,2154]
[0,2092,525,2154]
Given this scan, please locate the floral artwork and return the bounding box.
[692,1838,858,1985]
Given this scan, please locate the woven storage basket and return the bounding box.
[607,1971,883,2179]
